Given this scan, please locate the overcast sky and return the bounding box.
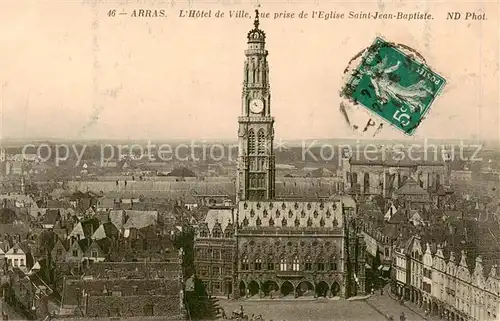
[1,0,498,142]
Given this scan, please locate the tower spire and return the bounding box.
[254,9,260,29]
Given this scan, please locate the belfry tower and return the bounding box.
[236,10,275,202]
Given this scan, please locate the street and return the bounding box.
[219,295,425,321]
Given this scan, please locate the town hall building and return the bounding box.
[229,10,366,299]
[195,10,366,299]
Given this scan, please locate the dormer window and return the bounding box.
[294,217,300,227]
[243,202,248,210]
[269,203,274,209]
[269,217,274,227]
[307,203,311,210]
[243,217,249,227]
[307,218,313,227]
[326,209,331,218]
[256,202,261,210]
[212,229,222,238]
[275,210,280,218]
[250,209,255,218]
[294,202,299,210]
[281,203,286,210]
[332,217,338,227]
[301,210,306,218]
[288,210,293,218]
[256,217,262,226]
[320,202,324,210]
[263,209,268,217]
[313,210,318,218]
[320,217,325,227]
[281,218,287,227]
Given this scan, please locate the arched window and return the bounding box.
[292,257,300,271]
[255,258,262,270]
[294,217,300,227]
[248,130,256,155]
[241,256,249,270]
[329,256,338,271]
[256,216,262,226]
[267,257,275,270]
[351,172,358,185]
[316,257,325,271]
[280,258,288,271]
[257,130,266,155]
[305,256,312,271]
[281,217,287,227]
[363,173,370,193]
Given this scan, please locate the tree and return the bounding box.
[173,224,195,278]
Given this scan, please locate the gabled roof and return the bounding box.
[204,208,233,233]
[54,237,70,251]
[123,211,158,230]
[76,239,91,253]
[388,210,407,224]
[10,240,34,254]
[394,178,430,196]
[95,237,112,255]
[101,222,119,238]
[108,210,126,230]
[92,222,120,240]
[42,209,61,225]
[81,218,101,238]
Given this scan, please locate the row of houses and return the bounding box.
[392,219,500,321]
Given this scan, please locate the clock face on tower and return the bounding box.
[249,98,264,114]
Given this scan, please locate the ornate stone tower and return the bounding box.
[236,10,275,202]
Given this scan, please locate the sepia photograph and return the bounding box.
[0,0,499,320]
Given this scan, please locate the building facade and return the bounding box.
[394,236,500,321]
[342,148,449,198]
[194,206,235,297]
[235,198,366,299]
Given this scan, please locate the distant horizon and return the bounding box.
[0,136,495,146]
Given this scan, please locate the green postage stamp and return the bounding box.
[341,37,447,135]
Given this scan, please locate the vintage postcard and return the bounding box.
[0,0,499,320]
